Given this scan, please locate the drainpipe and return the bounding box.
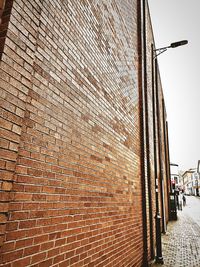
[166,122,172,193]
[162,99,171,224]
[154,58,164,263]
[155,72,166,234]
[137,0,148,265]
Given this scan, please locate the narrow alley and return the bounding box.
[153,196,200,267]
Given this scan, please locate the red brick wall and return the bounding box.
[0,0,170,266]
[0,0,146,266]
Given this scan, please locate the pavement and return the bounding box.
[151,196,200,267]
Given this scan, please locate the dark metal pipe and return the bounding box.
[151,44,159,216]
[154,58,164,264]
[162,99,171,223]
[137,0,148,265]
[166,122,172,194]
[155,63,165,234]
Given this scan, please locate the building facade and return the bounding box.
[170,163,180,190]
[182,169,195,195]
[0,0,170,266]
[182,168,199,196]
[192,171,200,196]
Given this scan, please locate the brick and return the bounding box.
[6,230,26,241]
[2,181,13,191]
[47,247,60,258]
[14,193,32,201]
[24,244,40,256]
[31,252,46,264]
[6,222,19,231]
[0,149,17,161]
[19,220,36,229]
[15,165,27,174]
[0,203,9,212]
[15,238,33,250]
[40,241,54,251]
[0,118,12,130]
[33,234,49,244]
[5,161,16,171]
[38,258,53,267]
[59,259,70,267]
[0,171,13,181]
[0,159,6,169]
[0,224,6,234]
[0,192,10,201]
[10,211,29,220]
[8,202,22,211]
[0,241,15,253]
[70,255,80,265]
[9,142,19,151]
[0,235,4,246]
[53,254,65,264]
[12,124,22,135]
[16,107,25,117]
[12,257,31,267]
[2,249,23,263]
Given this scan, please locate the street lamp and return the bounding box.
[154,40,188,58]
[152,39,188,264]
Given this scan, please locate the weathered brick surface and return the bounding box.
[0,0,43,260]
[0,0,169,266]
[0,0,144,266]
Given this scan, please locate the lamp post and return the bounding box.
[152,39,188,264]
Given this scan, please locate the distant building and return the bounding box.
[195,160,200,196]
[190,171,199,196]
[182,168,198,195]
[170,163,180,190]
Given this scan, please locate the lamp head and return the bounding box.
[170,40,188,48]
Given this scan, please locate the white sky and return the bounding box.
[148,0,200,171]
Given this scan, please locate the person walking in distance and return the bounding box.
[183,194,186,206]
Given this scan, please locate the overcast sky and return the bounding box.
[148,0,200,171]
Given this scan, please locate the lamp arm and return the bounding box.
[154,48,168,59]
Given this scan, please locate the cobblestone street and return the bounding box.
[152,196,200,267]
